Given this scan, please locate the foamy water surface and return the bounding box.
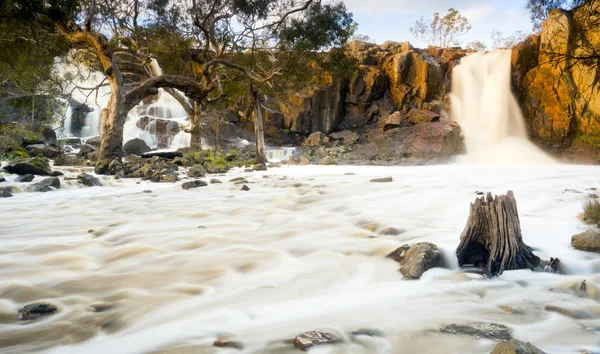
[0,164,599,354]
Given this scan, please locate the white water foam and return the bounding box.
[450,51,555,164]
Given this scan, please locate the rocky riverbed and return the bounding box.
[0,164,599,354]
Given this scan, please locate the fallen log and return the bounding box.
[456,191,541,277]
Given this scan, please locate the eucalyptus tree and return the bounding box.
[410,8,471,48]
[10,0,353,169]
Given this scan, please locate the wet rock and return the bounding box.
[15,174,34,183]
[253,163,267,171]
[210,178,222,184]
[50,171,64,177]
[406,108,440,124]
[387,242,442,279]
[18,303,57,320]
[229,177,248,183]
[370,176,393,182]
[28,177,60,192]
[330,130,359,145]
[298,155,311,165]
[490,340,547,354]
[78,173,102,187]
[293,331,340,351]
[85,136,101,147]
[188,165,206,178]
[141,151,183,159]
[123,138,151,156]
[87,302,114,313]
[0,190,12,198]
[241,184,250,191]
[213,339,244,350]
[544,305,597,319]
[3,157,51,176]
[155,171,178,183]
[77,143,97,158]
[304,132,326,147]
[439,322,512,341]
[182,180,208,190]
[25,144,62,158]
[173,157,191,167]
[318,156,336,165]
[541,257,568,274]
[53,154,88,167]
[571,230,600,253]
[0,176,5,183]
[243,168,253,173]
[379,227,404,236]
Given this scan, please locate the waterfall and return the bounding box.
[266,147,296,162]
[450,50,554,164]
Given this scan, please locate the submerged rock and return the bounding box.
[370,176,393,183]
[213,339,244,350]
[210,178,222,184]
[78,173,102,187]
[387,242,442,279]
[379,227,404,236]
[15,174,34,183]
[293,331,341,351]
[0,190,13,198]
[229,177,248,183]
[27,177,60,192]
[182,180,208,190]
[571,230,600,253]
[3,157,51,176]
[18,303,57,320]
[490,340,547,354]
[439,322,512,341]
[50,171,64,177]
[544,305,597,319]
[87,302,114,313]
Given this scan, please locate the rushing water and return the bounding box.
[0,165,599,354]
[450,51,555,164]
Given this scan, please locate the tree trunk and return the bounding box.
[456,191,541,277]
[99,72,127,162]
[31,94,35,123]
[252,87,267,165]
[190,100,202,150]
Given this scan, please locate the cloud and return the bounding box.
[342,0,481,15]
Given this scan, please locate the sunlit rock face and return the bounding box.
[512,1,600,148]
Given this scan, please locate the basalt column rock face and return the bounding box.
[512,1,600,151]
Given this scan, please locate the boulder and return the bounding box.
[85,136,101,147]
[330,130,359,145]
[78,173,102,187]
[293,331,340,351]
[27,177,60,192]
[123,138,152,156]
[15,174,34,183]
[304,132,326,147]
[77,143,97,158]
[25,144,62,158]
[571,229,600,252]
[188,165,206,178]
[371,176,393,182]
[182,180,208,190]
[3,157,51,176]
[318,156,336,165]
[241,184,250,191]
[378,111,406,131]
[439,322,512,341]
[387,242,442,279]
[406,108,440,124]
[298,155,311,165]
[39,125,57,146]
[50,171,64,177]
[253,163,267,171]
[396,121,463,159]
[0,176,5,183]
[53,154,88,166]
[210,178,222,184]
[490,340,547,354]
[18,303,58,321]
[381,40,412,53]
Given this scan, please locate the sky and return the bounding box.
[344,0,533,48]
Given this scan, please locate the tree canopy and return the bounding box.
[410,8,471,48]
[526,0,587,30]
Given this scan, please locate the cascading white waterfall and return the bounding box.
[450,50,554,164]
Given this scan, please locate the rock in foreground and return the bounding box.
[182,180,208,190]
[3,158,51,176]
[293,331,340,351]
[387,242,442,279]
[27,177,60,192]
[571,230,600,253]
[370,176,393,183]
[490,340,547,354]
[123,138,151,156]
[78,173,102,187]
[439,322,512,341]
[18,303,57,320]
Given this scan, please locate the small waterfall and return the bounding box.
[450,50,554,164]
[266,147,296,162]
[80,107,101,138]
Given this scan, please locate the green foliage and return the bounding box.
[526,0,586,31]
[574,134,600,149]
[410,8,471,48]
[583,196,600,222]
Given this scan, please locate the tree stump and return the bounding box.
[456,191,540,277]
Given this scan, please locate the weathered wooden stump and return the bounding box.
[456,191,540,277]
